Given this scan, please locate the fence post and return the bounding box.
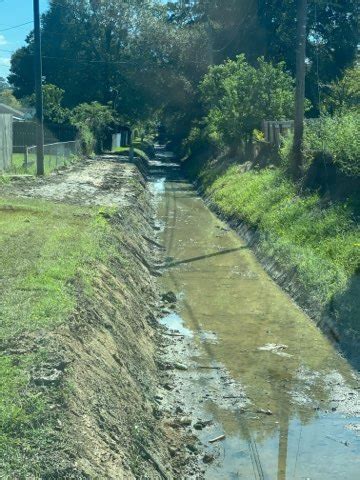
[24,147,29,170]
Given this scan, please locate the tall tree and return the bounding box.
[258,0,359,112]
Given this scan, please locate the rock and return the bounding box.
[168,416,192,428]
[256,408,273,415]
[203,453,215,464]
[32,369,63,386]
[194,420,212,430]
[186,443,198,454]
[161,291,177,304]
[174,363,188,371]
[168,446,178,457]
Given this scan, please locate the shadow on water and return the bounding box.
[165,247,248,268]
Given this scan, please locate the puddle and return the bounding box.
[160,312,193,337]
[155,173,360,479]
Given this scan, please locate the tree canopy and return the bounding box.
[7,0,359,143]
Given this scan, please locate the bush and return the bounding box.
[70,102,116,154]
[200,55,295,148]
[281,111,360,177]
[325,65,360,114]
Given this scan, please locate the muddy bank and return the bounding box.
[0,158,198,478]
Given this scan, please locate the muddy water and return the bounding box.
[152,172,360,479]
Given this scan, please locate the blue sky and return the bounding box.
[0,0,49,79]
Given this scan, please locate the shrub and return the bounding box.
[325,65,360,114]
[200,55,295,148]
[70,102,116,154]
[281,111,360,177]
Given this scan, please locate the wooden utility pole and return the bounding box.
[292,0,308,179]
[33,0,44,176]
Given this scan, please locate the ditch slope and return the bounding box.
[0,158,196,479]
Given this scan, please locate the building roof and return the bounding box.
[0,103,26,120]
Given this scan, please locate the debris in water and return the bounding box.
[209,434,226,444]
[256,408,273,415]
[257,343,293,357]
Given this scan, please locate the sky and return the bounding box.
[0,0,49,79]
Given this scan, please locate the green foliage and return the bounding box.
[0,89,22,109]
[206,166,359,307]
[281,111,360,176]
[325,65,360,114]
[259,0,359,113]
[200,55,295,147]
[37,84,70,123]
[70,102,116,154]
[182,124,210,157]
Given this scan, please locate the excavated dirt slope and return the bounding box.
[0,158,198,479]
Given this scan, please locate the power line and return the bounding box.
[0,21,33,33]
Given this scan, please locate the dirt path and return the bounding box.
[1,156,141,207]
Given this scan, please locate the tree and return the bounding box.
[8,0,209,128]
[28,84,69,123]
[0,88,22,109]
[325,65,360,113]
[0,76,9,92]
[200,55,295,149]
[258,0,359,112]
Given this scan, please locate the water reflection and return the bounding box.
[157,179,360,479]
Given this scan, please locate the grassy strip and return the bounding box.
[9,153,81,175]
[202,165,359,308]
[0,197,120,476]
[112,146,150,162]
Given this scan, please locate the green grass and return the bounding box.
[10,153,78,175]
[0,197,120,475]
[113,146,150,162]
[205,165,360,307]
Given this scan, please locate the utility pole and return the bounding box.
[33,0,44,176]
[292,0,308,180]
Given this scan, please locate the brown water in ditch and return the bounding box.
[153,175,360,480]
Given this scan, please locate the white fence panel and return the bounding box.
[0,114,12,171]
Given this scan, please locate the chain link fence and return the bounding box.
[11,141,81,175]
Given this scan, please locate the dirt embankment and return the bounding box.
[0,158,196,479]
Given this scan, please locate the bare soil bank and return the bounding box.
[0,158,199,479]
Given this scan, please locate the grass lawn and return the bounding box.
[11,153,72,175]
[0,197,118,476]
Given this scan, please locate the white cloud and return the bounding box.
[0,34,7,46]
[0,57,10,66]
